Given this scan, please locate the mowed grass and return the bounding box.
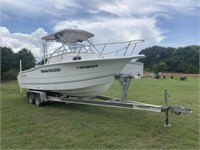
[1,77,199,149]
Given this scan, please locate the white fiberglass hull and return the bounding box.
[18,56,137,97]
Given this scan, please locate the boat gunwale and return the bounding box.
[19,55,144,74]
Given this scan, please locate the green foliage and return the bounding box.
[1,47,36,81]
[152,61,167,73]
[1,69,18,81]
[1,47,14,76]
[138,46,174,71]
[14,48,36,70]
[138,45,199,74]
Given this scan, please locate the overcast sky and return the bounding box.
[0,0,199,59]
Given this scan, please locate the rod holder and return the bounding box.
[20,60,22,72]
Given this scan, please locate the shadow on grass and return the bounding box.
[40,101,163,127]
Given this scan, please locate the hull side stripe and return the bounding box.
[21,74,114,85]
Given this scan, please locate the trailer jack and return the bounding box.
[161,89,192,127]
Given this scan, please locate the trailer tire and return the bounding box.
[35,93,43,106]
[27,92,35,104]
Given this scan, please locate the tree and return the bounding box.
[138,46,174,70]
[1,47,36,80]
[1,47,14,76]
[137,45,199,74]
[13,48,36,71]
[170,46,199,73]
[152,61,168,73]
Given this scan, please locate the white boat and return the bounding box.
[17,29,144,97]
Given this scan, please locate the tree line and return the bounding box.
[1,47,35,81]
[137,45,199,74]
[1,45,199,81]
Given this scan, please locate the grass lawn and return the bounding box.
[1,77,199,149]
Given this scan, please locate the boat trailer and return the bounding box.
[26,74,192,127]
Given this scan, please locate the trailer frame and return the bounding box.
[26,74,192,127]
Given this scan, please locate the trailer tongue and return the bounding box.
[26,74,192,127]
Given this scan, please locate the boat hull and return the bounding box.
[18,57,135,97]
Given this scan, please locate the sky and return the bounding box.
[0,0,199,59]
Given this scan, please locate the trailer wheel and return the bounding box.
[35,93,43,106]
[27,92,35,104]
